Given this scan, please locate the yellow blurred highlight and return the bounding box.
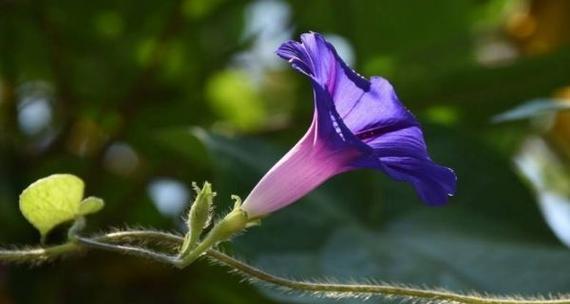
[425,106,459,126]
[207,69,266,132]
[507,0,570,55]
[548,86,570,158]
[506,12,536,40]
[66,118,108,157]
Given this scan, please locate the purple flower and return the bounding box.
[241,32,456,218]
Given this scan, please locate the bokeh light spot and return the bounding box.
[103,142,140,176]
[148,178,189,218]
[17,82,54,136]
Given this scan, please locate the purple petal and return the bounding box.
[277,33,417,139]
[277,32,456,205]
[380,157,457,206]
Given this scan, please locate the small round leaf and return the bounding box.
[79,196,105,216]
[19,174,85,239]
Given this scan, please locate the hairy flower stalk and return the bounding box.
[241,32,456,218]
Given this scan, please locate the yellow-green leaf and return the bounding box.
[19,174,85,239]
[79,196,105,216]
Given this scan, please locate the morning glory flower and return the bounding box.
[241,32,456,218]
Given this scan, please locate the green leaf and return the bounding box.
[492,99,570,123]
[78,196,105,216]
[19,174,85,240]
[254,224,570,304]
[318,223,570,293]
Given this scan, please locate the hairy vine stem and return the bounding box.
[1,229,569,304]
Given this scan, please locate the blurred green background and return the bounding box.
[2,0,570,303]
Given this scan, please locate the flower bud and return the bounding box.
[180,182,215,255]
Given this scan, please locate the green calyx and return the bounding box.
[177,192,257,268]
[208,206,249,241]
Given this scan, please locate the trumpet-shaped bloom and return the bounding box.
[241,32,456,218]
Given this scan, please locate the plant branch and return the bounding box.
[1,229,569,304]
[73,235,180,266]
[206,250,570,304]
[0,242,80,264]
